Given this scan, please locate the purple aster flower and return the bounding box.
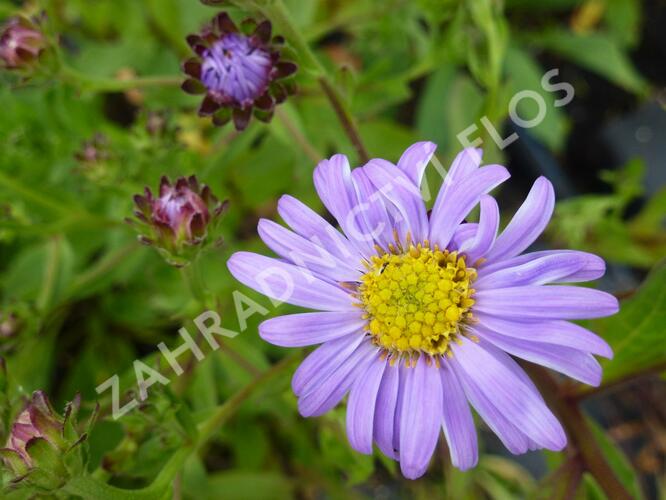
[227,142,619,479]
[0,17,46,70]
[182,13,297,130]
[130,175,228,266]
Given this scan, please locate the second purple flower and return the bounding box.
[182,13,297,130]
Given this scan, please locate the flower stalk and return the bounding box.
[59,66,182,93]
[251,0,370,163]
[524,365,633,500]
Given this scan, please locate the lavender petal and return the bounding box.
[346,355,387,454]
[474,285,620,320]
[277,195,359,262]
[451,337,566,451]
[439,362,478,470]
[475,313,613,358]
[429,165,510,249]
[485,177,555,262]
[259,311,366,347]
[258,218,361,282]
[458,195,499,263]
[291,333,365,397]
[396,141,437,187]
[373,362,400,460]
[227,252,354,311]
[398,361,443,479]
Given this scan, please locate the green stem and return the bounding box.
[275,107,321,163]
[67,242,140,298]
[60,66,182,93]
[196,352,300,448]
[318,77,369,163]
[0,170,120,228]
[253,0,324,75]
[36,236,62,312]
[63,448,191,500]
[0,170,70,215]
[64,354,299,499]
[179,259,208,306]
[254,0,370,163]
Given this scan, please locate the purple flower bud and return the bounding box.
[0,17,46,70]
[2,391,64,469]
[75,133,110,165]
[182,13,297,130]
[0,391,88,490]
[0,312,19,338]
[153,177,210,238]
[130,175,228,266]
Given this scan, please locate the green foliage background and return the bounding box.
[0,0,664,498]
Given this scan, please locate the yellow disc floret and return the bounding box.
[359,244,476,356]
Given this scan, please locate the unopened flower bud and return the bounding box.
[0,17,46,70]
[0,391,86,491]
[75,133,110,165]
[0,312,19,338]
[130,175,227,266]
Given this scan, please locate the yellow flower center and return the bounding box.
[359,244,477,356]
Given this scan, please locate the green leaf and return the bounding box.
[416,68,484,158]
[526,29,648,94]
[6,335,56,393]
[549,160,665,268]
[319,409,374,485]
[145,0,190,55]
[24,438,68,490]
[199,471,293,500]
[506,0,580,9]
[0,448,29,476]
[464,0,508,90]
[503,46,570,151]
[3,237,75,311]
[605,0,642,47]
[359,120,418,163]
[592,263,666,382]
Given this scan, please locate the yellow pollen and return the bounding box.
[359,244,477,356]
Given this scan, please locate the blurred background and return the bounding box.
[0,0,664,498]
